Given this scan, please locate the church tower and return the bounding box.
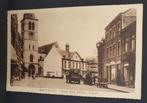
[21,13,38,75]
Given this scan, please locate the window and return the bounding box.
[29,22,31,30]
[68,61,71,68]
[30,54,33,62]
[110,46,112,57]
[107,34,109,41]
[76,62,78,69]
[32,22,35,30]
[29,44,31,50]
[79,62,81,69]
[118,42,121,55]
[82,63,84,70]
[29,32,34,39]
[33,45,35,50]
[113,26,116,37]
[118,22,121,31]
[29,22,35,30]
[112,27,116,38]
[113,44,116,56]
[64,61,66,68]
[105,31,108,41]
[73,62,74,69]
[108,47,109,58]
[111,66,116,81]
[123,65,129,81]
[30,32,34,36]
[131,35,135,51]
[106,48,109,58]
[70,61,73,68]
[110,30,112,39]
[124,38,128,52]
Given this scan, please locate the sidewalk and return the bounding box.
[108,84,134,93]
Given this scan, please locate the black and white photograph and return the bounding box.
[7,4,143,99]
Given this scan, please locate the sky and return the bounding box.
[8,4,140,59]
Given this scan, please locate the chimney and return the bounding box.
[65,44,70,59]
[65,44,69,52]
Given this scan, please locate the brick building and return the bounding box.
[121,21,136,87]
[97,8,136,87]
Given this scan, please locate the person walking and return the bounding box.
[32,67,35,79]
[93,75,96,85]
[65,71,69,83]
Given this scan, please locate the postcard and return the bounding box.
[7,4,143,99]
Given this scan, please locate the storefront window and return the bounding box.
[111,65,116,82]
[124,65,129,81]
[131,35,135,51]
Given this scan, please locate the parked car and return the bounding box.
[67,69,81,84]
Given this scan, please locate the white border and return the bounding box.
[7,4,143,99]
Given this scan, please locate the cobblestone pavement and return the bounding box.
[13,77,120,92]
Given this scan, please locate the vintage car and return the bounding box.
[67,69,81,84]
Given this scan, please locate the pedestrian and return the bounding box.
[93,75,96,85]
[21,64,26,79]
[32,67,35,79]
[65,71,69,83]
[28,68,31,78]
[95,77,98,87]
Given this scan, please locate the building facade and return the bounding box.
[121,21,136,87]
[38,42,89,78]
[97,9,136,87]
[21,13,39,76]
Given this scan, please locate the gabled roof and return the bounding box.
[38,42,57,55]
[38,42,82,60]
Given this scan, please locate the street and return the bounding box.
[13,77,120,93]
